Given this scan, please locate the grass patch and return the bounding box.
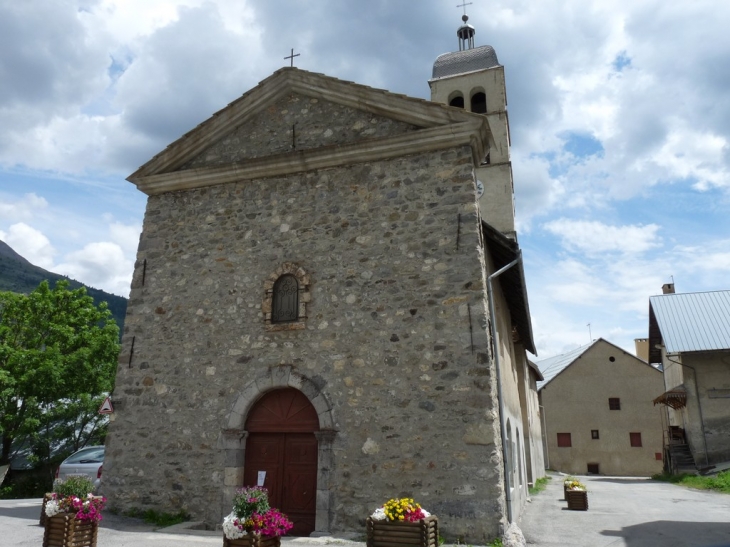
[487,539,503,547]
[123,508,190,527]
[652,470,730,493]
[528,475,551,495]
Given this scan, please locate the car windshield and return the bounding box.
[64,448,104,464]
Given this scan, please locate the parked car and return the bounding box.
[55,446,105,492]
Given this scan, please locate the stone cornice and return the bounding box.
[130,120,488,195]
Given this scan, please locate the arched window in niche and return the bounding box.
[449,94,465,109]
[263,262,310,332]
[272,274,299,323]
[471,92,487,114]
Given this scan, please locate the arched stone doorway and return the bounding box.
[244,388,319,536]
[221,366,336,535]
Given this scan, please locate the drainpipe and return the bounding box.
[666,354,709,467]
[487,252,522,524]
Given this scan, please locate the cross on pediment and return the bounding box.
[284,48,300,67]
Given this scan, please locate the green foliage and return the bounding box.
[0,280,120,465]
[652,470,730,493]
[529,475,551,495]
[53,475,95,498]
[0,472,50,499]
[123,508,190,527]
[232,486,270,520]
[0,242,127,331]
[487,540,503,547]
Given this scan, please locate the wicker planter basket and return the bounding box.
[223,535,281,547]
[42,513,98,547]
[39,493,53,526]
[366,516,439,547]
[565,490,588,511]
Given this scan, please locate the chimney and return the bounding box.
[662,283,675,294]
[634,338,649,362]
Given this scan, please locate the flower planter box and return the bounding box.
[366,516,439,547]
[223,535,281,547]
[43,513,98,547]
[565,490,588,511]
[39,493,53,526]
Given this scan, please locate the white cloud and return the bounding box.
[1,0,729,358]
[0,193,49,223]
[1,222,56,268]
[543,219,662,255]
[56,241,133,297]
[109,221,142,254]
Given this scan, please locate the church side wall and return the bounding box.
[104,145,506,543]
[526,371,546,480]
[494,278,528,520]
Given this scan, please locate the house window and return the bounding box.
[609,397,621,410]
[272,275,298,323]
[587,463,600,474]
[591,429,599,440]
[630,432,642,447]
[655,452,663,461]
[557,433,572,447]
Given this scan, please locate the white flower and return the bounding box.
[421,509,431,517]
[45,500,61,518]
[370,507,387,521]
[222,512,246,540]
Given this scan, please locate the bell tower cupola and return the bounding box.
[457,14,476,51]
[428,8,516,236]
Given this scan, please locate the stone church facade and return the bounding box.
[104,21,541,544]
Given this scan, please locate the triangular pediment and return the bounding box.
[129,68,490,195]
[179,92,422,171]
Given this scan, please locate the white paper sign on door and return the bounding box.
[257,471,266,486]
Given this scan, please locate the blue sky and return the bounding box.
[1,0,729,359]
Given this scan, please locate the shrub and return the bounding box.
[53,475,94,498]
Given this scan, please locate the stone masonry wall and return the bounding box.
[105,145,506,542]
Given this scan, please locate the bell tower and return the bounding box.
[428,11,515,237]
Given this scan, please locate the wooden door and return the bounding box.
[244,389,319,536]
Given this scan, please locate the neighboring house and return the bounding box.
[537,338,664,476]
[649,285,730,471]
[103,15,542,543]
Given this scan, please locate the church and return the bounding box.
[103,13,544,543]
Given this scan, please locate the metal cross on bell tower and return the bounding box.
[457,1,473,15]
[456,2,476,50]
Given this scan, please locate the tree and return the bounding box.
[0,280,119,465]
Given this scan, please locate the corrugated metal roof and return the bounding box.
[649,290,730,354]
[431,45,500,80]
[535,340,597,390]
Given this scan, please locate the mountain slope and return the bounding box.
[0,240,127,331]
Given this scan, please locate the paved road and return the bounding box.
[3,476,730,547]
[0,499,364,547]
[520,473,730,547]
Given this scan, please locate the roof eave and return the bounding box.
[481,220,536,355]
